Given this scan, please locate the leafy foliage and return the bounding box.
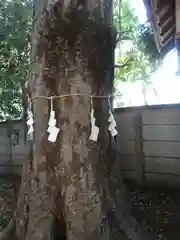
[114,0,161,87]
[0,0,33,120]
[0,0,161,118]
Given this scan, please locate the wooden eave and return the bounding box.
[143,0,175,55]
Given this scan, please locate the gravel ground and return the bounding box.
[0,176,20,230]
[0,176,180,240]
[126,182,180,240]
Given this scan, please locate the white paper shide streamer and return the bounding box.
[47,98,60,142]
[108,99,118,137]
[26,94,118,143]
[27,102,34,140]
[89,99,99,142]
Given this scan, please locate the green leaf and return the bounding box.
[0,0,33,120]
[114,0,162,88]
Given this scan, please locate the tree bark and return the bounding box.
[0,0,155,240]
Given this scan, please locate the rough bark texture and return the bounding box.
[0,0,155,239]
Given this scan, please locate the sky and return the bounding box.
[115,0,180,107]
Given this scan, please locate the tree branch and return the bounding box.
[116,31,133,43]
[114,58,133,68]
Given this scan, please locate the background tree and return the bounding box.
[114,0,162,105]
[0,0,32,120]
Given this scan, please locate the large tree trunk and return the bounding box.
[0,0,155,240]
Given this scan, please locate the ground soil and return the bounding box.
[126,181,180,240]
[0,175,180,240]
[0,175,20,231]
